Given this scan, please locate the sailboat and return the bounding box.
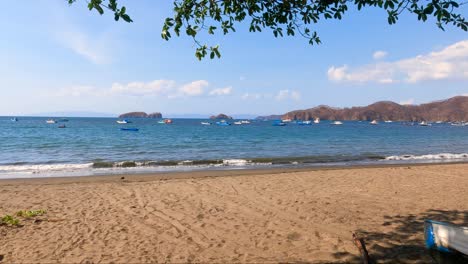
[370,120,379,125]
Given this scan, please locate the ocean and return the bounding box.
[1,117,467,179]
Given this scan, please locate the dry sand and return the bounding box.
[0,163,467,263]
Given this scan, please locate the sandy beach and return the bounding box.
[0,163,467,263]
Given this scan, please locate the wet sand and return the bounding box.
[0,163,467,263]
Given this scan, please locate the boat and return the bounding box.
[58,118,69,122]
[384,120,393,123]
[272,120,286,126]
[240,120,251,124]
[331,121,343,125]
[120,128,139,131]
[46,119,57,124]
[370,120,379,125]
[116,119,131,124]
[58,124,66,128]
[11,117,18,122]
[424,220,468,256]
[234,121,242,125]
[298,120,312,125]
[158,119,172,124]
[201,122,211,125]
[281,118,292,123]
[419,121,430,126]
[216,120,231,126]
[314,118,320,124]
[435,121,443,124]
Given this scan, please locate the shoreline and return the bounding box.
[1,160,467,185]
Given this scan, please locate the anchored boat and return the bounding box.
[425,220,468,257]
[116,119,131,124]
[331,121,343,125]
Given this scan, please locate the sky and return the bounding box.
[1,0,467,117]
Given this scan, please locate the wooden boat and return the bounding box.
[424,220,468,256]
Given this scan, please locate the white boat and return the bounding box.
[331,121,343,125]
[234,121,242,125]
[240,120,251,124]
[314,117,320,124]
[435,121,443,124]
[116,119,131,124]
[384,120,393,123]
[370,120,378,125]
[425,220,468,256]
[11,117,18,122]
[282,118,292,123]
[419,121,430,126]
[302,120,312,125]
[201,122,211,125]
[46,119,57,124]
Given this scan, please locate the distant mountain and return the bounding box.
[255,114,283,121]
[281,96,468,122]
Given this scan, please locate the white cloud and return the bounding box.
[400,99,415,105]
[178,80,208,96]
[241,93,262,100]
[209,86,232,96]
[110,80,176,96]
[58,30,111,65]
[57,80,233,99]
[373,50,388,60]
[275,90,301,101]
[328,40,468,84]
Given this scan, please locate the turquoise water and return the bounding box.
[1,117,467,178]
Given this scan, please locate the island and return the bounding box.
[118,112,163,118]
[210,114,233,120]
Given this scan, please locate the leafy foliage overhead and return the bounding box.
[70,0,467,60]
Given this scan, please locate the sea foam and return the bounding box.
[385,153,468,161]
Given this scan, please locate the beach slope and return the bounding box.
[1,164,467,263]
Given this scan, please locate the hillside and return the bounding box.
[281,96,468,122]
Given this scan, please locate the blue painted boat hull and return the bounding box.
[120,128,139,131]
[425,220,468,256]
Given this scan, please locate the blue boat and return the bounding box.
[272,120,286,126]
[120,128,139,131]
[425,220,468,256]
[216,120,231,126]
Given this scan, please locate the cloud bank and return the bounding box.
[328,40,468,84]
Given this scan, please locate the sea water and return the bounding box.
[0,117,467,178]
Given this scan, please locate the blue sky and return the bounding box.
[1,0,467,117]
